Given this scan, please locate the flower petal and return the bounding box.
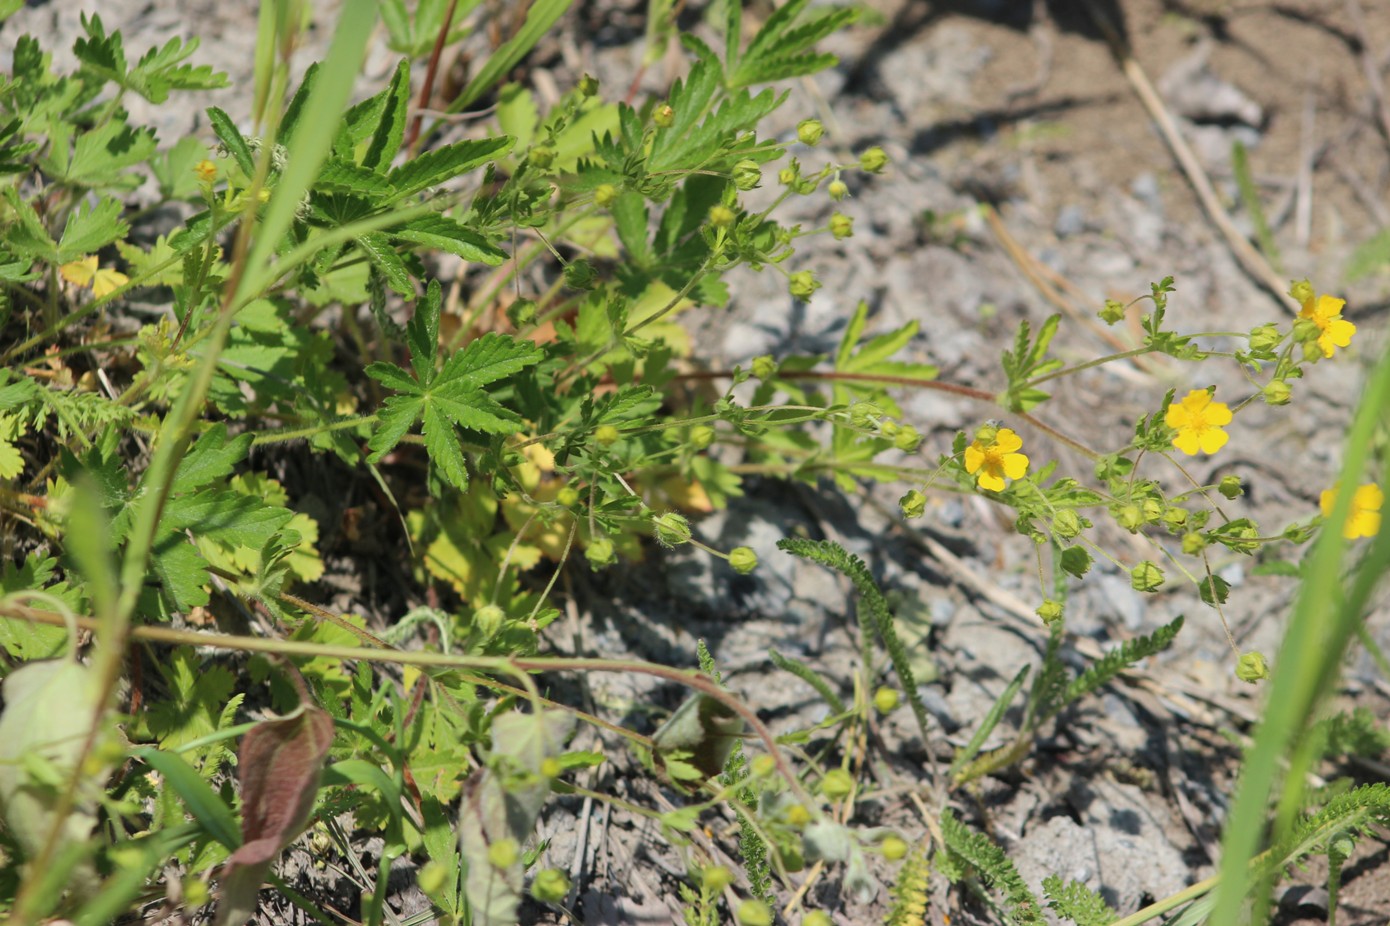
[1320,487,1338,518]
[1197,427,1229,455]
[1326,318,1355,349]
[995,429,1023,453]
[1172,430,1202,456]
[1002,452,1028,480]
[1353,483,1384,512]
[964,445,984,474]
[1205,402,1233,426]
[976,470,1005,492]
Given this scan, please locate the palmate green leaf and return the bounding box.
[316,159,394,197]
[354,231,414,297]
[207,106,254,176]
[440,331,544,391]
[56,196,128,263]
[170,424,253,494]
[727,0,857,89]
[363,58,411,171]
[385,135,514,202]
[1,186,58,260]
[648,53,783,174]
[421,401,471,492]
[60,119,157,188]
[72,13,127,86]
[408,278,442,378]
[390,213,507,265]
[126,35,228,103]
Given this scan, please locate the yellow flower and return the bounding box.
[1320,482,1383,540]
[1165,389,1231,455]
[58,255,129,298]
[1299,293,1355,358]
[963,427,1028,492]
[194,158,217,183]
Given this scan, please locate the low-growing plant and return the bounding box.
[0,2,1386,925]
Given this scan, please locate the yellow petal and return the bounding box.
[976,470,1005,492]
[1197,427,1229,455]
[1320,487,1338,518]
[1353,483,1384,512]
[1205,402,1233,426]
[1172,430,1201,456]
[91,267,128,298]
[964,444,984,474]
[995,429,1023,453]
[1002,452,1028,480]
[59,255,97,288]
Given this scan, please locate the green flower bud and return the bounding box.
[1099,298,1126,325]
[689,424,716,450]
[873,686,900,714]
[1052,509,1083,539]
[973,422,999,445]
[1036,599,1064,625]
[531,868,571,903]
[779,164,800,186]
[751,354,778,380]
[829,211,854,239]
[1116,504,1144,533]
[1235,650,1269,684]
[653,103,675,128]
[594,424,620,446]
[820,767,854,799]
[1130,561,1165,592]
[796,119,824,146]
[540,756,561,778]
[529,145,555,168]
[1292,315,1320,346]
[849,403,881,428]
[506,298,537,327]
[1142,498,1164,523]
[183,877,211,908]
[880,835,909,861]
[1218,475,1243,500]
[828,179,849,201]
[708,203,737,228]
[1181,531,1207,555]
[788,269,821,301]
[653,512,692,546]
[563,258,598,290]
[900,489,927,520]
[586,537,617,570]
[418,860,449,896]
[1162,506,1188,531]
[893,424,922,452]
[729,546,758,575]
[750,754,777,777]
[488,838,519,869]
[578,74,600,97]
[702,865,735,893]
[1263,379,1292,405]
[786,803,811,827]
[1248,323,1282,353]
[556,485,580,507]
[732,159,762,191]
[1288,279,1314,305]
[802,913,834,926]
[858,145,889,173]
[594,182,618,206]
[473,604,505,638]
[736,899,773,926]
[879,420,902,439]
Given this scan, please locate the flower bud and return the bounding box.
[829,212,854,239]
[750,754,777,777]
[194,159,217,184]
[1036,599,1064,625]
[779,164,799,186]
[1288,279,1314,304]
[473,604,505,638]
[873,686,900,714]
[1162,506,1188,531]
[788,269,821,301]
[506,298,537,327]
[183,877,211,908]
[1099,298,1126,325]
[1116,504,1144,533]
[892,425,922,453]
[1235,650,1269,683]
[488,838,519,869]
[820,768,854,799]
[594,424,620,446]
[1130,561,1165,592]
[653,103,675,127]
[540,756,561,778]
[1142,498,1164,523]
[556,485,580,507]
[900,489,926,520]
[1218,475,1243,500]
[1248,323,1282,353]
[563,258,598,290]
[732,159,761,191]
[1052,510,1083,539]
[786,803,811,827]
[417,861,449,896]
[858,145,888,173]
[751,354,778,380]
[729,546,758,575]
[879,420,902,439]
[973,422,999,445]
[530,146,555,168]
[880,835,910,861]
[702,865,735,892]
[578,73,599,97]
[1263,379,1291,406]
[1181,531,1207,555]
[689,424,715,450]
[796,119,824,146]
[531,868,571,903]
[594,183,618,206]
[827,179,848,201]
[737,899,773,926]
[586,537,616,570]
[653,512,692,546]
[708,203,736,228]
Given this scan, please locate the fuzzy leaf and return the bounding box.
[215,703,335,926]
[56,195,129,263]
[354,231,414,297]
[207,106,254,176]
[363,58,411,170]
[170,424,253,493]
[391,213,507,265]
[386,135,514,201]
